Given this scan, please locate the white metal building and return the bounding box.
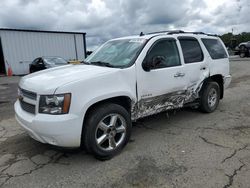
[0,28,86,75]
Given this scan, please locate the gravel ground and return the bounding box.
[0,57,250,188]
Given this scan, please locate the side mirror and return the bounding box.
[142,60,151,72]
[142,56,165,71]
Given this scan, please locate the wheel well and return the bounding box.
[81,96,132,147]
[240,45,248,51]
[203,75,224,99]
[83,96,132,124]
[84,96,131,119]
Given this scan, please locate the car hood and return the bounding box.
[20,64,119,94]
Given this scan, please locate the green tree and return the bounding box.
[220,32,250,49]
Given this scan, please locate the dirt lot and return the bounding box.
[1,57,250,188]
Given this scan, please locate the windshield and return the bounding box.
[44,57,68,65]
[85,38,147,68]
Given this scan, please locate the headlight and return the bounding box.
[39,93,71,114]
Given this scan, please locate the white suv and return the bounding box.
[15,31,232,159]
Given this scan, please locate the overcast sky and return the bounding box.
[0,0,249,50]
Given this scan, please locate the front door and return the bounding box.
[135,37,187,119]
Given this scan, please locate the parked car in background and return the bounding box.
[29,57,68,73]
[236,41,250,58]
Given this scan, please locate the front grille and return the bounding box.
[20,100,36,114]
[20,88,37,100]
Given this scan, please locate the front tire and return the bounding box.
[83,103,132,160]
[200,82,220,113]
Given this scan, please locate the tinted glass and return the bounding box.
[179,38,204,63]
[202,39,228,59]
[32,58,40,65]
[44,57,68,65]
[146,39,181,69]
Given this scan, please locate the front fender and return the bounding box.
[80,92,135,119]
[55,66,137,125]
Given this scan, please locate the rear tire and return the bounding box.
[82,103,132,160]
[240,46,247,58]
[200,82,220,113]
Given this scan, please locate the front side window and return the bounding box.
[145,39,181,70]
[202,38,228,59]
[86,38,147,68]
[179,38,204,64]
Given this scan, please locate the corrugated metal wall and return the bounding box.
[0,30,86,75]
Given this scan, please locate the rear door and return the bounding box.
[177,37,210,102]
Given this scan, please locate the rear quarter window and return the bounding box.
[201,39,228,59]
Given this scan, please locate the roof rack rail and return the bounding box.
[140,30,219,37]
[147,30,184,35]
[167,30,185,35]
[146,30,171,35]
[206,33,219,37]
[182,32,205,35]
[146,30,185,35]
[139,32,145,36]
[167,31,219,37]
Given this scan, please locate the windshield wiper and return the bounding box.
[90,61,115,68]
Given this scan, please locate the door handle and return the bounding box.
[200,66,207,70]
[174,72,185,77]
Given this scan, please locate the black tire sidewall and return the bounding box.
[85,103,132,160]
[240,52,245,58]
[240,46,247,58]
[200,82,220,113]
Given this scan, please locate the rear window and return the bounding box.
[179,38,204,64]
[201,39,228,59]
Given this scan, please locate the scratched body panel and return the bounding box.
[131,80,205,120]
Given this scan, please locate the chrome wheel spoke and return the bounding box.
[109,137,116,149]
[99,122,109,132]
[116,125,126,134]
[97,134,108,145]
[110,115,118,127]
[208,88,217,107]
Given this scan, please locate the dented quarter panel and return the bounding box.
[198,36,230,78]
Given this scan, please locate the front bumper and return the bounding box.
[224,75,232,89]
[14,100,82,147]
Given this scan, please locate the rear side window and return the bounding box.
[179,38,204,64]
[202,39,228,59]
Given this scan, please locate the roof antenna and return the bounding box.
[139,32,144,36]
